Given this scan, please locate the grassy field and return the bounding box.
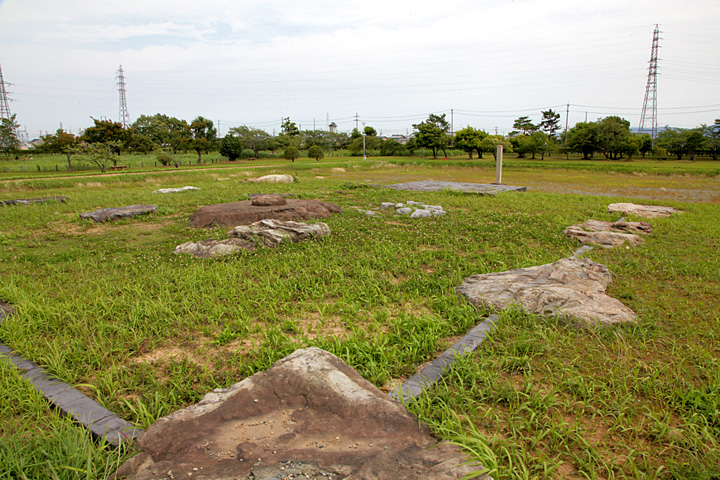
[0,157,718,479]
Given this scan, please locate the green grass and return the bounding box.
[1,159,719,478]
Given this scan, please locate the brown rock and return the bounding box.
[251,194,288,207]
[456,257,636,327]
[564,219,652,248]
[608,203,681,218]
[115,348,488,480]
[188,199,341,229]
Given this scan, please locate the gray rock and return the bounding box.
[456,257,636,327]
[564,219,652,248]
[395,203,405,208]
[380,202,395,210]
[385,180,525,194]
[396,207,412,215]
[114,348,488,480]
[152,186,199,194]
[608,203,681,218]
[228,219,330,247]
[174,238,255,258]
[79,205,157,223]
[1,196,69,206]
[245,174,295,183]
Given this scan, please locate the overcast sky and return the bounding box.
[1,0,719,139]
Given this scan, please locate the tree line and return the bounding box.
[2,110,719,172]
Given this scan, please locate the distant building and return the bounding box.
[328,122,337,133]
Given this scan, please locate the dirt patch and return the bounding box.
[130,345,205,366]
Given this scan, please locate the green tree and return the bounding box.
[131,114,191,153]
[228,126,271,157]
[41,129,80,170]
[480,135,513,160]
[597,116,631,160]
[190,116,217,163]
[363,125,377,136]
[567,122,599,159]
[454,126,488,159]
[539,109,561,138]
[219,134,243,161]
[703,119,720,160]
[684,128,706,161]
[380,139,407,156]
[307,145,324,161]
[512,116,537,136]
[638,133,653,158]
[281,117,300,136]
[656,128,688,160]
[283,146,300,162]
[81,118,129,157]
[413,114,450,158]
[0,114,20,152]
[79,141,120,172]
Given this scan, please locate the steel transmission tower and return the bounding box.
[116,65,130,128]
[639,24,660,140]
[0,65,13,122]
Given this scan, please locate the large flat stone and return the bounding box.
[608,203,681,218]
[115,348,488,480]
[80,205,157,222]
[564,219,652,248]
[456,257,636,327]
[188,199,340,229]
[385,181,526,194]
[0,196,69,206]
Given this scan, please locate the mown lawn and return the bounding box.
[0,158,718,479]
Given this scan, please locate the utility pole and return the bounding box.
[564,103,569,145]
[354,113,360,131]
[116,65,130,128]
[450,108,454,146]
[639,24,660,141]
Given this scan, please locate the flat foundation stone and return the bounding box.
[115,348,489,480]
[564,219,652,248]
[385,181,526,195]
[80,205,157,222]
[456,257,636,327]
[189,199,340,228]
[608,203,681,218]
[1,196,69,206]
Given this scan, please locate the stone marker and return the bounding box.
[385,180,524,195]
[114,348,488,480]
[608,203,681,218]
[456,257,636,327]
[80,205,157,223]
[175,219,331,257]
[1,196,69,206]
[564,219,652,248]
[250,194,288,206]
[494,144,503,185]
[152,186,200,194]
[228,219,331,247]
[245,174,295,183]
[188,198,340,228]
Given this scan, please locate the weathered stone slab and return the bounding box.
[251,194,287,206]
[1,196,69,206]
[189,199,340,228]
[80,205,157,223]
[115,348,488,480]
[152,186,200,194]
[385,181,525,194]
[174,238,255,258]
[564,219,652,248]
[608,203,681,218]
[229,219,331,247]
[456,257,636,327]
[246,174,295,183]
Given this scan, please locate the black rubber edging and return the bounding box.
[390,314,498,404]
[0,305,143,447]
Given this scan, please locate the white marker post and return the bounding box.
[495,145,503,185]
